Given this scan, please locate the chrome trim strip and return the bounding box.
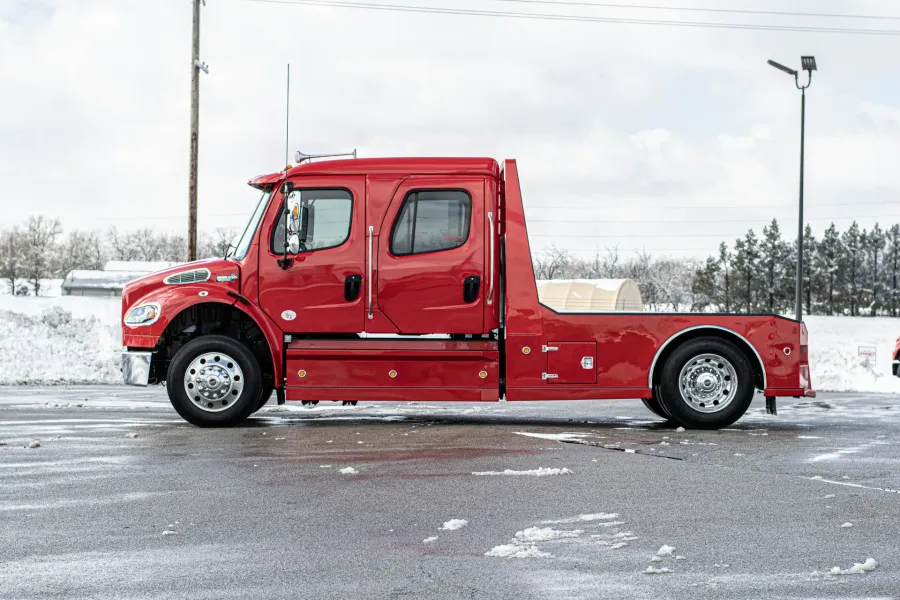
[367,225,374,320]
[647,325,767,390]
[487,211,494,306]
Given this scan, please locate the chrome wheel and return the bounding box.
[678,353,737,414]
[183,352,244,413]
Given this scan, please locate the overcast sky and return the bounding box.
[1,0,898,259]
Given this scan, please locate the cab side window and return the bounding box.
[390,190,472,256]
[271,189,352,253]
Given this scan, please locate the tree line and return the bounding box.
[0,216,236,295]
[535,219,900,317]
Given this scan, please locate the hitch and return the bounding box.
[765,396,777,415]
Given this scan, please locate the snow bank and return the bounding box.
[472,467,573,476]
[805,316,900,393]
[0,298,122,385]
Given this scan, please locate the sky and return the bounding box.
[0,0,898,259]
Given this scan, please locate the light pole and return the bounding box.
[768,56,816,322]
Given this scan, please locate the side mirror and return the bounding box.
[286,196,302,235]
[287,234,300,254]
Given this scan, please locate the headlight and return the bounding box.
[125,303,160,327]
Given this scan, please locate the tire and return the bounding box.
[656,337,754,430]
[166,335,262,427]
[253,376,275,413]
[641,389,674,423]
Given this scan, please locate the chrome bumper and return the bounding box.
[121,351,152,386]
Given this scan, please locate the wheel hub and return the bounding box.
[678,353,738,414]
[183,352,244,413]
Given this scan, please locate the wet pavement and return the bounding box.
[1,386,899,599]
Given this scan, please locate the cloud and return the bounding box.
[0,0,898,259]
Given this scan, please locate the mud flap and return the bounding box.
[765,396,777,415]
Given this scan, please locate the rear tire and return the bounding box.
[166,335,262,427]
[656,337,754,430]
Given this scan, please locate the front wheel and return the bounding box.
[656,337,754,430]
[166,335,262,427]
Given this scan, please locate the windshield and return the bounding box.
[229,190,272,260]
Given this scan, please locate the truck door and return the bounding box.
[258,176,366,333]
[371,177,485,335]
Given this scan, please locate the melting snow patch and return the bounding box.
[650,556,663,562]
[541,513,619,524]
[26,440,40,448]
[441,519,468,531]
[644,566,672,574]
[161,530,177,536]
[514,432,593,443]
[609,542,628,550]
[514,527,582,542]
[124,433,139,439]
[472,468,572,476]
[675,427,686,432]
[339,467,358,475]
[829,558,878,575]
[485,544,552,559]
[840,522,853,528]
[423,537,438,544]
[656,545,676,557]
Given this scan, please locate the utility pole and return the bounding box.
[188,0,208,261]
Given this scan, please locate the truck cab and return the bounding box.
[121,155,813,430]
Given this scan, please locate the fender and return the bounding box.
[647,324,767,390]
[122,285,283,387]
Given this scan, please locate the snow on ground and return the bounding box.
[2,294,900,393]
[472,467,573,476]
[804,315,900,393]
[440,519,468,531]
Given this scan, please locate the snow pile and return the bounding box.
[644,566,671,574]
[472,468,573,476]
[829,558,878,575]
[805,315,900,393]
[440,519,468,531]
[0,301,122,385]
[541,513,619,524]
[339,467,358,475]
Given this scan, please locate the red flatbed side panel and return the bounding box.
[285,338,499,402]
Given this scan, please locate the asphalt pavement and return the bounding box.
[1,386,899,600]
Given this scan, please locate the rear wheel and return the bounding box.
[166,335,262,427]
[656,337,754,430]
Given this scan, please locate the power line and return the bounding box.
[241,0,900,36]
[483,0,900,22]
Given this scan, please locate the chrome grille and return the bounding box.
[163,268,211,285]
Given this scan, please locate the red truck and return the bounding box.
[120,156,814,429]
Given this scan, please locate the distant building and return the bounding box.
[61,261,177,298]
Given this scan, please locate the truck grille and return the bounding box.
[164,268,211,285]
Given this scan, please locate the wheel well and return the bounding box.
[146,303,274,385]
[650,328,765,391]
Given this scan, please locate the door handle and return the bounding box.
[344,274,362,302]
[463,275,481,303]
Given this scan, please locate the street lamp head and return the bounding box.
[768,59,798,77]
[801,56,817,72]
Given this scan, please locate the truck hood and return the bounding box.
[122,258,241,315]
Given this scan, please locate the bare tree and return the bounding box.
[533,246,574,280]
[55,230,106,275]
[199,228,238,259]
[20,216,62,296]
[0,227,23,294]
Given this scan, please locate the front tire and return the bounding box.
[166,335,262,427]
[656,337,754,430]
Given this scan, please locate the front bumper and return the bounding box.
[121,351,152,386]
